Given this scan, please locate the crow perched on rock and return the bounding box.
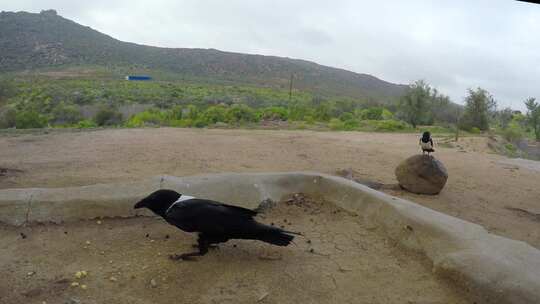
[134,189,298,260]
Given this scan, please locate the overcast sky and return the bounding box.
[3,0,540,110]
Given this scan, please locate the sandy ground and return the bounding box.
[0,194,470,304]
[0,127,539,253]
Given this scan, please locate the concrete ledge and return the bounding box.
[1,172,539,303]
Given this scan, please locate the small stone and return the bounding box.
[27,271,35,276]
[81,270,88,277]
[109,276,117,282]
[258,292,269,302]
[75,271,83,279]
[71,282,80,287]
[150,279,157,288]
[96,220,102,225]
[66,298,80,304]
[165,234,170,239]
[20,232,27,239]
[80,284,87,290]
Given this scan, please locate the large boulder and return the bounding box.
[395,155,448,194]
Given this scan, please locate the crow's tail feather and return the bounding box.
[258,229,295,246]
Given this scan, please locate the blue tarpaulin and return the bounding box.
[125,75,152,81]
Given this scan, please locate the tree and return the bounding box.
[460,88,497,131]
[496,108,514,130]
[524,97,540,141]
[398,80,432,128]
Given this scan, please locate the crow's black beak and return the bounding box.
[134,199,146,209]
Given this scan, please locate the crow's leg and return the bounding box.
[169,235,210,261]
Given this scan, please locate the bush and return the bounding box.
[261,106,288,121]
[358,107,384,120]
[167,105,183,120]
[51,102,83,125]
[15,110,48,129]
[193,119,208,128]
[328,118,345,130]
[169,119,194,128]
[469,127,481,134]
[304,115,315,125]
[226,104,258,123]
[77,119,98,128]
[374,120,409,131]
[184,105,200,120]
[339,112,354,121]
[502,122,524,142]
[125,108,167,127]
[201,105,228,124]
[94,107,123,126]
[343,119,360,130]
[0,107,17,128]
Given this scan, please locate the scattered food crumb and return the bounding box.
[97,220,102,225]
[26,271,35,276]
[80,284,87,290]
[85,241,91,245]
[150,279,157,288]
[109,276,117,282]
[70,282,79,287]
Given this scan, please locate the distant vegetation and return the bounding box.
[0,9,538,158]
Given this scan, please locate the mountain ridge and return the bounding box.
[0,9,407,101]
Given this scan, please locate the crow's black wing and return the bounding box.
[164,199,257,235]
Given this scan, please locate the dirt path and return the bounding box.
[1,128,539,249]
[0,195,470,304]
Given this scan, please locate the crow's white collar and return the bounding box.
[165,195,195,214]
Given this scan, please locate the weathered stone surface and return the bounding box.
[0,172,539,303]
[395,155,448,194]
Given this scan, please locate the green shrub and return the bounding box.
[125,108,167,127]
[358,107,384,120]
[193,119,208,128]
[167,105,183,120]
[343,119,360,130]
[170,119,193,128]
[226,104,258,123]
[304,115,315,125]
[375,120,409,131]
[51,102,83,125]
[261,106,288,121]
[94,107,123,126]
[470,127,481,134]
[381,108,394,120]
[328,118,345,130]
[502,122,524,142]
[339,112,354,121]
[201,105,228,124]
[185,105,200,120]
[77,119,97,128]
[15,110,48,129]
